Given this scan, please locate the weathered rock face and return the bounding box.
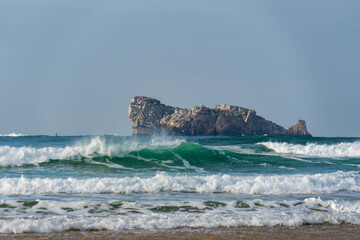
[129,96,311,136]
[288,120,311,136]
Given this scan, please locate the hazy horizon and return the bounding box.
[1,0,359,137]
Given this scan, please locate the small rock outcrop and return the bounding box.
[288,120,311,136]
[128,96,311,136]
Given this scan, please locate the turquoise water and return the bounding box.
[0,135,359,232]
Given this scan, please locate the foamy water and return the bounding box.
[0,171,358,195]
[260,141,360,158]
[0,198,360,233]
[0,135,359,233]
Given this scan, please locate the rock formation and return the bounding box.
[128,96,311,136]
[288,120,311,136]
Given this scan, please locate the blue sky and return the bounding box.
[0,0,359,136]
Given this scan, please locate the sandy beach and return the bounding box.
[2,224,359,240]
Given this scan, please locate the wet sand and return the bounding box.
[2,224,360,240]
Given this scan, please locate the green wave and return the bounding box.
[40,141,307,173]
[4,136,360,174]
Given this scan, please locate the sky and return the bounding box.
[0,0,359,137]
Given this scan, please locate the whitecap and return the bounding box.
[0,136,186,167]
[259,141,360,158]
[0,171,358,195]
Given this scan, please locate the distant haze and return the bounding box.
[0,0,359,137]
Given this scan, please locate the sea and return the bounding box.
[0,134,359,234]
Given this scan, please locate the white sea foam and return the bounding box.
[0,133,27,137]
[173,152,206,173]
[0,197,360,233]
[2,198,360,218]
[210,145,256,155]
[0,137,109,167]
[0,137,185,167]
[259,141,360,158]
[0,171,358,195]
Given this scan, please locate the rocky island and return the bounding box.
[128,96,311,136]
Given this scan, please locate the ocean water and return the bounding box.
[0,134,360,233]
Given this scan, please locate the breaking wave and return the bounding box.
[0,137,185,167]
[0,171,358,195]
[259,141,360,158]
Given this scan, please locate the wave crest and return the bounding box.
[259,141,360,158]
[0,171,358,195]
[0,137,185,167]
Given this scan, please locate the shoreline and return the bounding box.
[2,224,359,239]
